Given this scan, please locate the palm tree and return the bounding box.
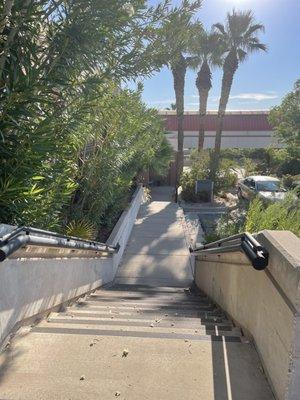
[190,29,223,151]
[210,10,266,178]
[159,1,201,185]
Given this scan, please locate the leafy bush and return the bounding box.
[219,147,300,179]
[66,220,97,240]
[204,192,299,243]
[0,2,171,235]
[180,150,237,202]
[245,193,300,236]
[204,201,247,242]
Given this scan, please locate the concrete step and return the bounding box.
[92,289,208,301]
[85,296,213,308]
[65,306,225,319]
[0,326,273,400]
[41,319,242,338]
[46,315,238,335]
[32,324,241,342]
[73,305,216,315]
[91,290,208,301]
[105,284,192,293]
[60,309,231,325]
[114,276,193,287]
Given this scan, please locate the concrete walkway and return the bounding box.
[115,186,193,287]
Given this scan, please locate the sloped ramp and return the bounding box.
[115,188,193,287]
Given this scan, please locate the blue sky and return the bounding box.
[134,0,300,111]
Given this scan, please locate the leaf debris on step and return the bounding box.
[122,349,129,357]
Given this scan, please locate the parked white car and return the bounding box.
[237,175,287,202]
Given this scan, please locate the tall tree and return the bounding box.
[269,79,300,149]
[190,28,223,150]
[159,1,202,183]
[0,0,171,228]
[210,10,266,178]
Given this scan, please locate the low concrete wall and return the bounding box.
[107,184,145,278]
[0,185,144,345]
[194,230,300,400]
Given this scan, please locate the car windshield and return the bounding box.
[256,180,282,192]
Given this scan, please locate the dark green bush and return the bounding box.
[180,150,237,202]
[245,193,300,236]
[205,192,300,242]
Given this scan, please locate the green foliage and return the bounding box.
[0,1,172,235]
[66,220,97,240]
[205,192,300,243]
[180,150,237,202]
[205,214,244,243]
[148,137,173,177]
[245,194,300,236]
[218,148,300,180]
[269,80,300,148]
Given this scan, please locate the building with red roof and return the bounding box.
[159,110,279,150]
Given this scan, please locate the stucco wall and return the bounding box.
[0,185,144,345]
[166,130,280,150]
[194,230,300,400]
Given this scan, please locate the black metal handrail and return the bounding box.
[0,226,120,262]
[189,232,269,270]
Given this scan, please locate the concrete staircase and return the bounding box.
[37,284,242,341]
[0,188,274,399]
[0,283,273,399]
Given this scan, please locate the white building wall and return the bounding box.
[166,130,280,150]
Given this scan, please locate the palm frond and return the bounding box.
[237,48,247,62]
[213,23,226,36]
[248,42,267,52]
[245,23,265,37]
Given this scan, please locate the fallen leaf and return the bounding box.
[122,349,129,357]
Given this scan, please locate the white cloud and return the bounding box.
[229,92,278,101]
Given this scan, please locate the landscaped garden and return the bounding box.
[0,1,299,240]
[180,80,300,239]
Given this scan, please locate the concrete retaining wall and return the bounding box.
[194,230,300,400]
[0,185,144,345]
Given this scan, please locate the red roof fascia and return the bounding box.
[162,114,272,132]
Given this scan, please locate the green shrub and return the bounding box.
[245,193,300,236]
[66,220,97,240]
[204,201,247,242]
[180,150,237,201]
[204,193,299,243]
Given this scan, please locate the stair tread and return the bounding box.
[75,299,215,311]
[89,294,208,304]
[32,325,241,342]
[103,284,192,293]
[40,320,242,337]
[62,309,228,323]
[49,312,234,327]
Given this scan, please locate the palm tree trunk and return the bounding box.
[210,51,238,180]
[196,61,211,151]
[197,88,208,151]
[196,60,212,152]
[171,54,187,181]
